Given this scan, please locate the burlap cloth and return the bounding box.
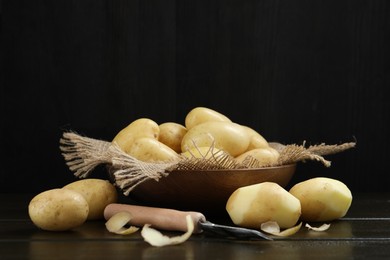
[59,132,356,195]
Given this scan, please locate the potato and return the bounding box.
[181,121,250,157]
[63,179,118,220]
[185,107,232,130]
[127,137,179,162]
[28,189,89,231]
[158,122,187,153]
[181,146,224,159]
[226,182,301,229]
[289,177,352,222]
[235,147,279,167]
[242,126,269,151]
[112,118,160,154]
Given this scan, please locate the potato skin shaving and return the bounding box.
[141,215,194,247]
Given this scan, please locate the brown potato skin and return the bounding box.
[112,118,160,154]
[63,179,118,220]
[242,125,269,151]
[181,121,250,157]
[185,107,231,130]
[235,147,279,167]
[158,122,187,153]
[28,189,89,231]
[127,137,179,162]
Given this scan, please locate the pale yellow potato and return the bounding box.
[63,179,118,220]
[158,122,187,153]
[289,177,353,222]
[127,137,179,162]
[28,189,89,231]
[242,125,269,151]
[112,118,160,154]
[235,147,279,167]
[181,146,224,159]
[226,182,301,229]
[181,121,250,157]
[185,107,232,130]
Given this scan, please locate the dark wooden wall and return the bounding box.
[2,0,389,193]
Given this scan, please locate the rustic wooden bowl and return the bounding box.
[128,163,297,216]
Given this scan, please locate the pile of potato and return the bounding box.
[112,107,279,167]
[28,179,118,231]
[28,106,353,235]
[112,106,353,230]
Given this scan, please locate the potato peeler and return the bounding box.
[104,203,272,240]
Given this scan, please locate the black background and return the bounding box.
[1,1,389,194]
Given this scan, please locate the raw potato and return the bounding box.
[63,179,118,220]
[181,121,250,157]
[289,177,353,222]
[185,107,232,130]
[112,118,160,154]
[28,189,89,231]
[127,137,179,162]
[158,122,187,153]
[226,182,301,229]
[242,126,269,151]
[181,146,225,159]
[235,147,280,167]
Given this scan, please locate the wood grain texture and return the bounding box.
[1,1,389,192]
[2,193,390,259]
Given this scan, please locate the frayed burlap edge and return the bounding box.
[59,131,356,195]
[275,141,356,167]
[60,132,179,194]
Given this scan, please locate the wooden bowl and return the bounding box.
[129,163,296,216]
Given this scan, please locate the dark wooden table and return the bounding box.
[1,193,390,259]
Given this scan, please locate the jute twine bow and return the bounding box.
[59,131,356,195]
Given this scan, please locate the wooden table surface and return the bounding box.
[1,193,390,259]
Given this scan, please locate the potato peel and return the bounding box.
[261,221,302,237]
[105,211,139,235]
[305,223,331,232]
[141,215,194,247]
[260,221,280,234]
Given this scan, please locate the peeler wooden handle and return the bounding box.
[104,203,206,233]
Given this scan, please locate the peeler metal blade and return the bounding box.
[199,221,272,240]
